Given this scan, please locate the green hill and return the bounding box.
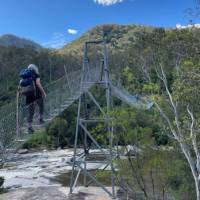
[0,34,42,50]
[59,24,155,55]
[1,24,200,106]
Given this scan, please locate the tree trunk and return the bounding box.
[180,142,200,200]
[194,176,200,200]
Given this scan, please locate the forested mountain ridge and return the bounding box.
[59,24,155,55]
[1,24,200,106]
[0,34,42,50]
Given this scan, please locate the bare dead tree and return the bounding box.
[148,62,200,200]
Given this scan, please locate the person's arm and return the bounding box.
[35,78,47,98]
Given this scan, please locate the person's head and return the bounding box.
[28,64,39,75]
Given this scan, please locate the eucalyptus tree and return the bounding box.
[139,30,200,199]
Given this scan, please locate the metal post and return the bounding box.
[103,41,116,198]
[70,41,116,198]
[70,43,88,193]
[16,88,20,138]
[83,93,88,187]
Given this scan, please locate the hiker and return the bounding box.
[19,64,46,133]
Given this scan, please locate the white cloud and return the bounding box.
[94,0,124,6]
[176,23,200,29]
[67,29,78,35]
[43,32,67,49]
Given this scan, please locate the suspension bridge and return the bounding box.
[0,40,153,198]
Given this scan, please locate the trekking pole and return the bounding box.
[16,87,20,138]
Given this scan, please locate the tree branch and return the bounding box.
[158,64,183,139]
[187,105,200,173]
[153,101,178,141]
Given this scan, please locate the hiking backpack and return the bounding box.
[19,68,36,96]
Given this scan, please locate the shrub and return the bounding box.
[23,129,52,149]
[46,118,69,148]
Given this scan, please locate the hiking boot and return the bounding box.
[39,118,45,124]
[28,127,35,134]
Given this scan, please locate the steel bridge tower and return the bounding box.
[69,40,116,198]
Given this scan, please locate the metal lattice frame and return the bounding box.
[69,41,116,198]
[0,64,100,161]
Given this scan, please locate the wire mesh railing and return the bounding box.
[110,79,154,110]
[0,66,101,161]
[0,64,152,163]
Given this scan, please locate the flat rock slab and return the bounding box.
[0,186,117,200]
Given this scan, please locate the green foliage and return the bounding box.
[23,130,52,149]
[24,117,71,149]
[96,170,112,185]
[89,105,165,147]
[143,82,160,94]
[173,59,200,109]
[153,132,168,146]
[117,149,195,199]
[46,117,69,148]
[122,66,138,92]
[59,103,78,146]
[111,106,168,147]
[90,123,108,145]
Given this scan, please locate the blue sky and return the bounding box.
[0,0,197,48]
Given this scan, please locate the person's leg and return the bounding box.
[27,102,35,133]
[36,98,44,123]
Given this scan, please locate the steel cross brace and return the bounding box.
[69,40,116,199]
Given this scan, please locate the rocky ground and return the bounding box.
[0,149,111,189]
[0,186,116,200]
[0,149,117,200]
